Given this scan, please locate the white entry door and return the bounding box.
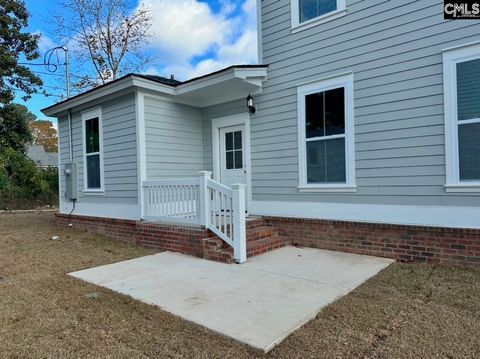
[219,125,247,188]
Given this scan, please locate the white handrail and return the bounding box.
[142,172,247,263]
[205,177,246,263]
[143,177,201,225]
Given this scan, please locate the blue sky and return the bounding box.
[17,0,258,123]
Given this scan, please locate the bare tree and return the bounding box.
[55,0,152,89]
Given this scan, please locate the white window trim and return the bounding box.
[297,72,356,193]
[81,107,105,194]
[291,0,346,33]
[443,42,480,192]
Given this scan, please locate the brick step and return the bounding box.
[217,236,291,261]
[246,226,280,242]
[247,236,291,257]
[246,217,267,230]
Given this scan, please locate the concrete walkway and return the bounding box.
[69,247,393,352]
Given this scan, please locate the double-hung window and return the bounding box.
[297,73,356,192]
[443,43,480,192]
[292,0,346,31]
[82,108,104,192]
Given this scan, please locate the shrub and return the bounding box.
[0,148,58,210]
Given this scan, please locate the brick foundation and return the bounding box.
[56,213,480,265]
[264,216,480,266]
[55,213,290,264]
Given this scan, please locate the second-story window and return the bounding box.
[300,0,337,22]
[292,0,346,31]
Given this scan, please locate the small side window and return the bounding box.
[82,108,103,192]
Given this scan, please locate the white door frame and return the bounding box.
[211,113,252,211]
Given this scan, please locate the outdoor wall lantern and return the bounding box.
[246,94,256,114]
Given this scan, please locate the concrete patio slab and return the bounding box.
[69,247,393,353]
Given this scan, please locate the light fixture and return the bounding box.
[246,94,256,114]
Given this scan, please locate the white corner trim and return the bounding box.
[291,0,346,33]
[81,107,105,193]
[136,90,147,219]
[60,201,141,220]
[297,72,356,190]
[297,185,357,193]
[256,0,263,64]
[250,201,480,229]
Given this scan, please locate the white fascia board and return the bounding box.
[42,76,134,117]
[176,67,268,95]
[132,77,176,95]
[234,68,268,80]
[176,69,237,95]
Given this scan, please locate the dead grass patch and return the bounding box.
[1,212,479,358]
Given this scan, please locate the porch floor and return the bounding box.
[69,247,393,353]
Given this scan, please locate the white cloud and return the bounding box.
[35,32,56,53]
[140,0,258,80]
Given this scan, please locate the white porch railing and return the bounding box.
[142,171,246,263]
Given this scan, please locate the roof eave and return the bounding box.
[41,76,135,117]
[41,65,269,116]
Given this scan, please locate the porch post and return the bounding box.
[231,183,247,264]
[197,171,212,228]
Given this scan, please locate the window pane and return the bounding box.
[325,87,345,136]
[86,154,101,189]
[234,131,242,150]
[299,0,337,22]
[85,118,99,153]
[457,59,480,121]
[459,123,480,181]
[307,138,346,183]
[306,87,345,138]
[305,92,325,138]
[225,132,233,151]
[226,151,234,170]
[234,150,243,169]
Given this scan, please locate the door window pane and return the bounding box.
[235,150,243,169]
[85,118,99,153]
[457,58,480,121]
[299,0,337,22]
[307,138,346,183]
[225,130,243,170]
[86,154,101,189]
[459,123,480,180]
[234,131,242,150]
[225,132,233,151]
[226,151,234,170]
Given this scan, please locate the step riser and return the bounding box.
[202,217,291,264]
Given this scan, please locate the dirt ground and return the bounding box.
[1,212,479,358]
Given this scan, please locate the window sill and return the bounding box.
[298,185,357,193]
[445,183,480,193]
[83,190,105,196]
[291,9,347,34]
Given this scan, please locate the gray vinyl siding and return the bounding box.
[144,96,204,178]
[58,93,138,205]
[253,0,480,206]
[202,99,248,172]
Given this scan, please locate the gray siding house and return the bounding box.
[43,0,480,264]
